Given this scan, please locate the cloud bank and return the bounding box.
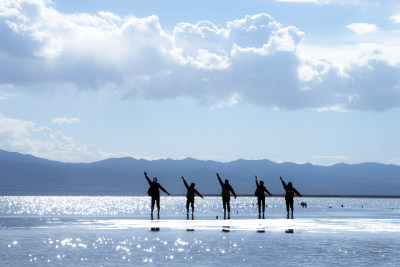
[0,113,149,162]
[1,0,400,111]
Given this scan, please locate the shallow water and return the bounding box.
[1,196,400,266]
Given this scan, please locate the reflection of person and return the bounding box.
[181,176,204,217]
[216,173,237,219]
[280,176,302,219]
[144,171,170,219]
[255,176,273,219]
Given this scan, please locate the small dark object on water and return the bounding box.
[187,229,194,232]
[257,228,265,233]
[285,229,294,234]
[300,202,307,208]
[151,227,160,232]
[341,205,344,208]
[216,215,219,220]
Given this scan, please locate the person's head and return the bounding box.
[288,182,293,188]
[190,183,195,188]
[260,181,264,186]
[225,179,229,184]
[153,177,157,183]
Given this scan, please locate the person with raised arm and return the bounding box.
[144,171,170,220]
[280,176,302,219]
[255,175,273,219]
[216,173,237,219]
[181,176,204,218]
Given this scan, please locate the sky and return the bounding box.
[1,0,400,165]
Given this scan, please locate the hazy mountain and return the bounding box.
[0,149,399,196]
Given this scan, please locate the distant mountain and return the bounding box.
[0,149,399,196]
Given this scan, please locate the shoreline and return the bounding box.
[1,192,400,198]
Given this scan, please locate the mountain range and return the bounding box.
[0,149,399,196]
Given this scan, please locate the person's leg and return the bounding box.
[289,199,294,219]
[257,197,261,214]
[156,197,160,219]
[222,197,227,219]
[186,199,190,215]
[191,200,195,215]
[227,197,231,219]
[285,198,290,219]
[261,197,265,214]
[151,197,155,214]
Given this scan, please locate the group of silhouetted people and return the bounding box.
[144,172,302,220]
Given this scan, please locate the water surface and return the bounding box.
[1,196,400,266]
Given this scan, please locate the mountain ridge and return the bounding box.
[0,149,399,196]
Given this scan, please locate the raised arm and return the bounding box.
[144,171,151,185]
[181,176,189,189]
[194,189,204,199]
[216,173,223,187]
[158,184,170,196]
[255,175,259,187]
[280,176,287,190]
[294,188,302,197]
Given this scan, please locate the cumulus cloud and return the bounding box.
[347,23,378,35]
[0,113,127,162]
[390,14,400,23]
[51,117,80,125]
[1,0,400,111]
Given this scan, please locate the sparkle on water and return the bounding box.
[1,196,400,266]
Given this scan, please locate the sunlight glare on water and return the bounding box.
[1,196,400,266]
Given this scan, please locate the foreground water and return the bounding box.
[1,196,400,266]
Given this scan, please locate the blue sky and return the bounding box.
[1,0,400,165]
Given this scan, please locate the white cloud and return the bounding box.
[1,1,400,112]
[51,117,80,125]
[389,157,400,165]
[0,113,130,162]
[347,23,378,35]
[390,14,400,23]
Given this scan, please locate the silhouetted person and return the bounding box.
[280,176,302,219]
[144,171,170,219]
[216,173,237,219]
[181,176,204,217]
[255,176,273,219]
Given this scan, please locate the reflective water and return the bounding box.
[1,196,400,266]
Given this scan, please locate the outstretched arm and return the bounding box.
[294,188,302,197]
[230,185,237,199]
[181,176,189,189]
[264,187,273,197]
[194,189,204,199]
[255,176,259,187]
[144,171,151,185]
[216,173,223,187]
[158,184,170,196]
[280,176,287,190]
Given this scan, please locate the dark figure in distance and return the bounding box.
[181,176,204,218]
[255,176,273,219]
[280,176,302,219]
[144,171,170,220]
[216,173,237,219]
